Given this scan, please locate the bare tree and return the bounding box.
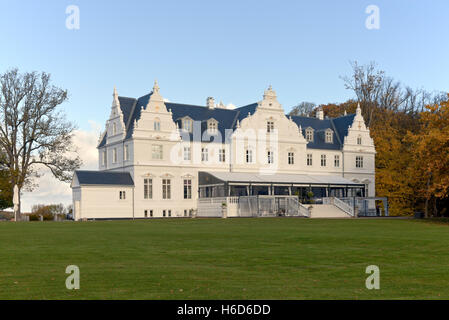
[289,102,316,117]
[0,68,82,218]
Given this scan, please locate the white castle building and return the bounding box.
[71,82,377,220]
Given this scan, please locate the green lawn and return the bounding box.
[1,218,448,299]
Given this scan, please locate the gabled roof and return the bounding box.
[74,170,134,186]
[97,92,356,150]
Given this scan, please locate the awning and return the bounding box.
[199,171,364,186]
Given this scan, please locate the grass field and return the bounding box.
[1,218,449,299]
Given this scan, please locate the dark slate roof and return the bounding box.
[74,170,134,186]
[291,114,355,150]
[97,92,356,150]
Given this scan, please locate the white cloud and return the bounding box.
[20,121,101,212]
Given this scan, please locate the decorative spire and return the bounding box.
[236,120,240,128]
[344,109,347,116]
[112,85,120,107]
[356,102,362,115]
[153,79,160,94]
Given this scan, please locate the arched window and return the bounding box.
[357,135,362,145]
[154,118,161,131]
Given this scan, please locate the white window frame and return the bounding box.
[288,152,294,165]
[152,145,163,160]
[334,155,340,167]
[267,121,274,133]
[144,178,153,199]
[267,150,274,164]
[325,130,333,143]
[356,156,364,168]
[183,146,191,161]
[119,190,126,200]
[219,149,225,162]
[184,179,192,199]
[307,154,313,166]
[201,148,208,162]
[320,154,326,167]
[154,119,161,131]
[306,128,314,142]
[357,135,362,145]
[162,179,171,199]
[183,118,193,132]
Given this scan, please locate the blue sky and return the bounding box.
[1,0,448,210]
[1,0,448,132]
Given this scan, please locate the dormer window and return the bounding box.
[154,118,161,131]
[305,128,314,142]
[207,119,218,133]
[357,135,362,145]
[182,118,193,132]
[267,121,274,133]
[325,129,333,143]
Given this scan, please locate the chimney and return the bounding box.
[316,108,324,120]
[207,97,215,109]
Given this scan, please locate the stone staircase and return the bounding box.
[308,204,352,218]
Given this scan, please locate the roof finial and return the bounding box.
[356,102,362,116]
[153,79,160,93]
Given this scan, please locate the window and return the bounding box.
[150,210,153,217]
[183,118,193,132]
[321,154,326,167]
[112,122,117,135]
[163,209,171,217]
[154,119,161,131]
[219,149,225,162]
[306,128,314,142]
[119,191,126,200]
[184,209,188,217]
[162,179,171,199]
[267,121,274,133]
[113,148,117,163]
[357,136,362,145]
[124,145,129,161]
[201,148,208,162]
[102,150,106,166]
[246,149,253,163]
[356,156,364,168]
[267,150,274,164]
[334,155,340,167]
[183,146,191,161]
[307,154,313,166]
[208,120,217,132]
[144,210,153,218]
[184,179,192,199]
[325,130,333,143]
[288,152,294,165]
[152,145,163,160]
[144,178,152,199]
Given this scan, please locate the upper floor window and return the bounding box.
[183,118,193,132]
[112,122,117,135]
[201,148,208,162]
[357,136,362,145]
[305,128,314,142]
[152,145,163,160]
[267,150,274,164]
[246,149,253,163]
[162,179,171,199]
[356,156,364,168]
[207,120,218,132]
[325,130,333,143]
[144,178,152,199]
[334,155,340,167]
[113,148,117,163]
[288,152,294,165]
[124,145,129,161]
[183,146,191,161]
[320,154,326,167]
[267,121,274,133]
[154,119,161,131]
[307,154,313,166]
[219,149,226,162]
[184,179,192,199]
[119,190,126,200]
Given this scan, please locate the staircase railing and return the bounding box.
[332,197,354,217]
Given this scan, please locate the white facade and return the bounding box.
[72,82,376,220]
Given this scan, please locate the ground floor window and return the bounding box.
[144,210,153,218]
[144,178,152,199]
[184,179,192,199]
[162,179,171,199]
[163,210,172,217]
